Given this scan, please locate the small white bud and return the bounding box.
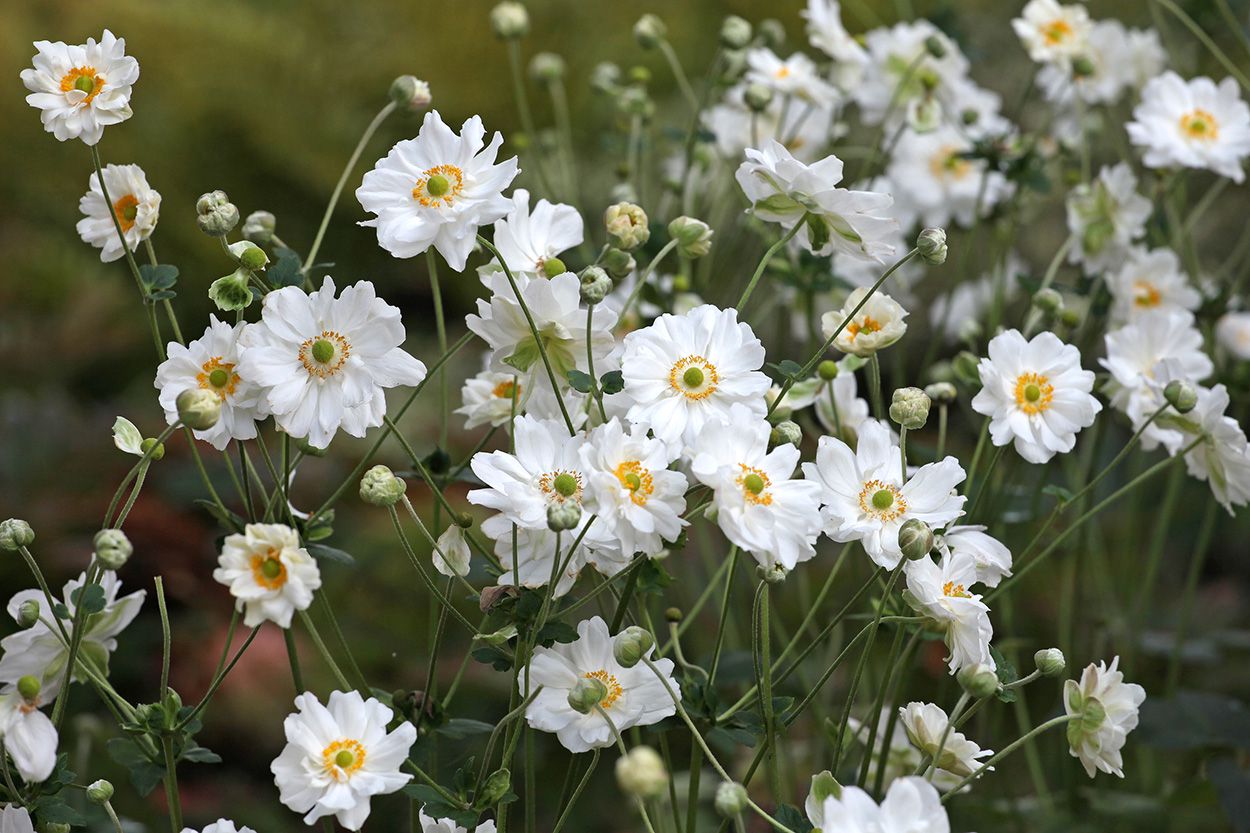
[917,227,947,265]
[94,528,133,571]
[616,746,668,797]
[176,388,222,431]
[196,190,239,237]
[360,465,406,507]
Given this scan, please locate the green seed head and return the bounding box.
[541,256,566,278]
[209,368,230,388]
[74,75,96,94]
[743,473,765,495]
[261,558,283,579]
[553,472,579,497]
[872,489,894,510]
[17,675,40,701]
[426,174,451,198]
[682,367,704,388]
[1024,383,1041,403]
[311,339,335,364]
[335,749,355,768]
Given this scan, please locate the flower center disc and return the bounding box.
[614,461,654,506]
[583,669,623,709]
[736,464,774,506]
[113,194,140,231]
[322,738,367,781]
[492,379,521,401]
[669,355,720,400]
[1179,109,1219,142]
[1013,372,1054,415]
[1042,19,1072,45]
[858,479,907,521]
[299,330,352,379]
[413,164,466,207]
[1133,281,1162,308]
[250,550,288,590]
[60,66,104,103]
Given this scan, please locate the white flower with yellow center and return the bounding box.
[704,85,836,163]
[804,420,966,569]
[940,525,1013,588]
[181,821,258,833]
[523,616,679,753]
[416,809,496,833]
[20,30,138,145]
[0,685,57,784]
[854,21,970,127]
[155,316,265,451]
[271,690,416,831]
[356,110,519,270]
[212,524,322,629]
[898,701,994,781]
[1064,657,1145,778]
[620,305,770,449]
[237,277,427,449]
[846,710,962,793]
[580,418,688,558]
[744,48,838,106]
[1127,71,1250,183]
[904,550,995,673]
[1065,163,1152,276]
[456,368,526,430]
[492,188,584,278]
[1012,0,1092,65]
[1217,311,1250,361]
[1180,384,1250,513]
[887,124,1011,229]
[691,405,824,574]
[972,329,1101,464]
[807,775,950,833]
[1106,247,1201,324]
[76,163,160,262]
[822,287,910,358]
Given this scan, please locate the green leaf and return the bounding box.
[635,559,672,595]
[774,804,814,833]
[106,737,165,796]
[989,644,1019,703]
[268,249,304,288]
[1042,484,1074,504]
[71,583,106,615]
[536,620,578,647]
[433,719,495,740]
[600,370,624,395]
[139,263,179,290]
[180,742,222,763]
[566,369,593,393]
[194,499,246,532]
[148,289,178,301]
[502,339,541,373]
[307,543,356,565]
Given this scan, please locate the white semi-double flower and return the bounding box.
[704,86,835,164]
[238,278,427,449]
[1106,247,1201,325]
[1217,312,1250,360]
[744,48,838,106]
[1127,72,1250,183]
[803,0,868,88]
[822,287,909,358]
[898,701,994,782]
[806,775,950,833]
[1181,384,1250,513]
[940,525,1013,588]
[213,524,322,629]
[491,188,583,278]
[457,368,526,430]
[271,690,416,830]
[21,30,138,144]
[1012,0,1092,65]
[1064,657,1145,778]
[1065,163,1151,275]
[77,164,160,262]
[887,125,1011,229]
[0,688,57,784]
[904,550,995,673]
[356,111,520,269]
[854,21,970,127]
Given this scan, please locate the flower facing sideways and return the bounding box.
[806,775,951,833]
[822,287,909,358]
[491,188,583,278]
[898,701,993,782]
[76,164,160,262]
[21,30,138,144]
[904,550,995,673]
[940,525,1013,588]
[0,681,58,784]
[1064,656,1145,778]
[212,523,322,629]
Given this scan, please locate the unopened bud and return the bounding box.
[665,607,683,623]
[769,420,802,449]
[176,388,222,431]
[634,14,667,49]
[889,387,931,430]
[613,626,655,668]
[547,501,582,532]
[228,240,269,272]
[579,266,614,304]
[817,360,839,381]
[924,381,957,404]
[359,464,406,507]
[140,437,165,461]
[605,202,650,250]
[480,768,512,807]
[1034,647,1066,678]
[924,34,947,59]
[757,18,786,50]
[93,528,132,571]
[0,519,35,551]
[1032,287,1064,315]
[490,1,529,38]
[898,519,934,560]
[616,745,668,797]
[957,663,1000,699]
[1164,380,1197,414]
[668,216,714,258]
[242,210,277,245]
[591,62,621,94]
[1071,55,1096,79]
[601,247,636,280]
[18,600,40,629]
[529,52,566,83]
[86,779,114,804]
[715,782,749,817]
[952,351,981,387]
[720,15,752,50]
[390,75,432,111]
[195,190,239,237]
[744,82,774,112]
[917,227,948,265]
[567,675,608,714]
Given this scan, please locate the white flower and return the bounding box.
[887,125,1011,229]
[0,572,144,699]
[803,0,867,87]
[807,776,950,833]
[770,362,875,442]
[1127,72,1250,183]
[898,701,994,779]
[1038,22,1164,109]
[155,316,266,451]
[855,21,970,127]
[1065,163,1152,275]
[212,524,322,629]
[238,278,427,449]
[1064,657,1145,778]
[522,616,679,753]
[704,86,836,164]
[905,550,996,673]
[580,418,688,558]
[1106,247,1201,324]
[490,526,593,597]
[804,420,966,569]
[271,690,416,830]
[846,711,962,793]
[1012,0,1092,65]
[690,406,823,573]
[181,821,258,833]
[492,188,583,278]
[416,809,496,833]
[1217,311,1250,360]
[1181,384,1250,513]
[433,524,472,577]
[972,329,1102,464]
[620,305,770,449]
[457,368,527,430]
[941,525,1012,588]
[0,806,34,833]
[20,30,138,145]
[356,110,519,269]
[76,163,159,262]
[745,48,838,106]
[736,141,898,263]
[0,690,57,783]
[112,416,144,456]
[821,287,909,357]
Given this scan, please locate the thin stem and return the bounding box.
[1151,0,1250,92]
[737,219,805,309]
[161,735,184,832]
[296,609,353,691]
[940,714,1079,800]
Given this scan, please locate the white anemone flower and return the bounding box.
[904,550,996,673]
[1127,72,1250,183]
[491,188,583,278]
[20,30,138,145]
[76,163,160,262]
[0,806,34,833]
[212,524,322,629]
[898,701,994,780]
[155,316,266,451]
[271,690,416,831]
[807,775,950,833]
[1181,384,1250,513]
[356,110,519,269]
[821,287,909,357]
[456,368,526,430]
[854,21,970,128]
[522,616,679,753]
[1065,163,1152,276]
[1064,657,1146,778]
[238,277,427,449]
[972,329,1102,464]
[802,0,868,87]
[0,689,57,784]
[1106,247,1201,325]
[941,525,1013,588]
[180,821,258,833]
[1012,0,1092,65]
[1216,312,1250,360]
[704,86,836,164]
[845,711,962,793]
[416,809,496,833]
[887,125,1011,229]
[744,48,838,106]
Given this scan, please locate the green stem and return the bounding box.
[1151,0,1250,92]
[737,219,805,309]
[940,714,1079,800]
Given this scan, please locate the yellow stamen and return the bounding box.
[668,355,720,400]
[858,479,907,522]
[614,461,654,506]
[1042,19,1073,45]
[1013,372,1054,415]
[197,356,240,399]
[943,580,970,598]
[412,164,466,207]
[250,549,288,590]
[60,66,104,104]
[298,330,351,379]
[736,464,774,506]
[321,739,367,781]
[113,194,140,232]
[1179,109,1219,142]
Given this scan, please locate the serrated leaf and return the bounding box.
[433,719,495,740]
[180,742,221,763]
[71,583,106,615]
[106,737,165,796]
[989,644,1019,703]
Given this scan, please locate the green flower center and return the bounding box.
[261,557,283,579]
[74,75,96,94]
[743,473,766,495]
[208,368,230,388]
[311,339,335,364]
[1023,383,1041,403]
[682,367,705,388]
[334,749,356,768]
[425,174,451,197]
[872,489,895,510]
[540,256,566,278]
[624,472,642,491]
[553,473,578,497]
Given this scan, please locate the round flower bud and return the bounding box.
[242,210,277,245]
[176,388,222,431]
[209,268,254,313]
[479,767,512,807]
[605,202,650,250]
[957,663,1000,699]
[924,34,947,59]
[0,518,35,551]
[93,528,133,571]
[44,824,72,833]
[916,227,948,265]
[761,563,788,584]
[769,420,802,449]
[232,240,269,271]
[567,675,608,714]
[1032,287,1064,315]
[907,95,942,133]
[1059,308,1082,328]
[490,1,529,39]
[195,190,240,237]
[817,360,839,381]
[591,62,621,95]
[579,266,614,304]
[616,746,669,798]
[627,65,652,86]
[140,438,165,461]
[634,14,667,49]
[17,675,41,702]
[1071,55,1096,79]
[757,18,786,49]
[529,52,565,83]
[17,599,40,629]
[714,782,749,818]
[924,381,957,404]
[86,779,114,804]
[1164,380,1198,414]
[668,216,714,258]
[360,464,406,507]
[390,75,432,111]
[613,626,655,668]
[889,387,931,430]
[1034,647,1066,678]
[601,247,637,279]
[720,15,753,49]
[665,607,683,623]
[547,501,582,532]
[744,82,774,112]
[898,519,934,560]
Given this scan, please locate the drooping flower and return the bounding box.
[212,524,322,629]
[744,48,838,106]
[1127,72,1250,183]
[491,188,583,278]
[904,550,995,673]
[416,810,496,833]
[846,711,961,794]
[1065,163,1152,275]
[20,30,138,145]
[940,525,1013,588]
[1180,384,1250,513]
[807,775,951,833]
[802,0,868,88]
[356,111,519,269]
[433,524,472,578]
[0,686,57,784]
[457,368,527,430]
[76,163,160,262]
[238,278,427,449]
[522,616,679,753]
[898,701,994,780]
[821,287,909,357]
[971,329,1102,464]
[1012,0,1092,65]
[1064,657,1145,778]
[271,690,416,830]
[180,821,258,833]
[1106,247,1201,324]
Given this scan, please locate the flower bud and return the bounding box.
[769,420,802,449]
[579,266,614,304]
[627,66,651,86]
[898,519,934,560]
[296,436,329,457]
[176,388,222,431]
[0,519,35,551]
[757,18,786,49]
[360,465,406,507]
[547,501,582,532]
[479,768,513,807]
[907,96,942,133]
[605,202,650,250]
[529,52,565,83]
[94,528,132,571]
[665,606,683,623]
[1164,380,1197,414]
[209,268,254,312]
[744,82,774,112]
[195,190,240,237]
[242,210,277,245]
[567,675,608,714]
[1034,647,1066,678]
[229,240,269,271]
[720,15,752,49]
[1059,308,1081,328]
[86,779,114,804]
[44,824,72,833]
[140,438,165,461]
[889,387,931,430]
[761,563,788,584]
[668,216,713,258]
[817,360,839,381]
[957,663,1000,699]
[924,381,957,404]
[390,75,432,111]
[490,1,529,38]
[616,746,668,798]
[601,247,636,279]
[924,34,947,58]
[1071,55,1096,79]
[714,782,749,818]
[917,227,948,265]
[1032,287,1064,316]
[613,626,655,668]
[634,14,667,49]
[18,600,40,629]
[17,675,40,702]
[434,524,472,578]
[591,62,621,94]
